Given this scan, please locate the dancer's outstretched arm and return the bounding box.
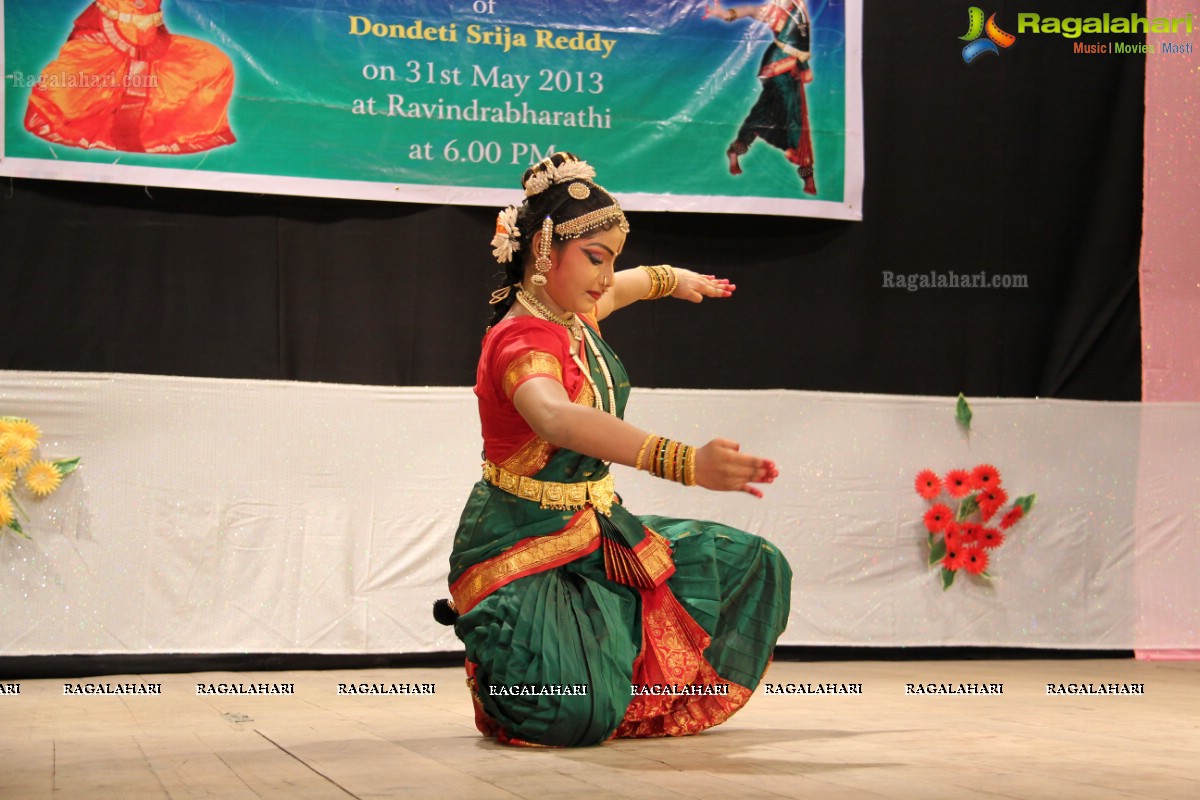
[596,267,734,320]
[513,378,777,497]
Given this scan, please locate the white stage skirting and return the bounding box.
[0,371,1195,655]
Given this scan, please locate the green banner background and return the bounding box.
[2,1,860,218]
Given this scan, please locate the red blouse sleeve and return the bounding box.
[476,317,578,466]
[486,318,571,399]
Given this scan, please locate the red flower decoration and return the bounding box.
[942,546,967,571]
[979,527,1005,549]
[915,469,942,500]
[944,469,972,498]
[924,504,953,533]
[977,486,1010,521]
[979,487,1008,507]
[962,546,989,575]
[917,456,1033,589]
[971,464,1001,491]
[959,522,982,545]
[999,506,1024,530]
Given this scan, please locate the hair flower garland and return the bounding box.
[491,205,521,263]
[523,156,597,197]
[524,168,554,197]
[0,416,79,539]
[554,159,596,184]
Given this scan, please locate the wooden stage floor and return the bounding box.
[2,659,1197,799]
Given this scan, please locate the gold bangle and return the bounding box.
[648,438,700,482]
[640,265,660,300]
[640,265,677,300]
[635,434,656,472]
[662,266,678,298]
[725,8,737,22]
[644,437,696,484]
[652,438,669,479]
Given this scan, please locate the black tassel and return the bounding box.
[433,598,459,626]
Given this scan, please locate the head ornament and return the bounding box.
[489,154,629,269]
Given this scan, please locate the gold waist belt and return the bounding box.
[482,461,616,517]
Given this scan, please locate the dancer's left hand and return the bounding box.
[672,268,735,303]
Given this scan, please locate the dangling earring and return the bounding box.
[531,216,553,286]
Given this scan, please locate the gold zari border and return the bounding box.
[502,351,563,399]
[450,510,600,614]
[636,531,675,585]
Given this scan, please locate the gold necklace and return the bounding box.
[514,289,615,418]
[515,289,581,341]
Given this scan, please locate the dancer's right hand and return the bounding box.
[695,438,778,497]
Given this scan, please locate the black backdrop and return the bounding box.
[1,1,1144,401]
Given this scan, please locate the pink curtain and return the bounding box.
[1135,2,1200,658]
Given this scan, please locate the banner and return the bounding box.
[1,1,862,219]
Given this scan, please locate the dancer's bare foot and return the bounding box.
[726,147,743,176]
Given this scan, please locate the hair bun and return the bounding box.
[521,152,597,197]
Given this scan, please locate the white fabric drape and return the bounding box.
[1,371,1195,654]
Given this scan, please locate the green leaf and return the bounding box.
[956,494,979,521]
[941,568,957,591]
[955,393,973,431]
[53,457,81,476]
[7,517,30,539]
[929,537,947,566]
[1014,494,1036,515]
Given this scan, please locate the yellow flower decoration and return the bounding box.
[8,419,41,446]
[0,492,14,528]
[24,460,63,497]
[0,433,35,469]
[0,417,78,537]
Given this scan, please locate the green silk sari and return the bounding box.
[450,323,791,746]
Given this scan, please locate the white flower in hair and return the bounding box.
[555,159,596,183]
[490,205,521,263]
[524,170,553,197]
[524,159,597,196]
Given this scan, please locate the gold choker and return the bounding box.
[515,289,581,340]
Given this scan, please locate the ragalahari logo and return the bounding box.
[960,7,1017,62]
